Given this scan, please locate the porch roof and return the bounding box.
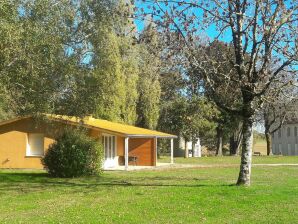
[46,114,177,138]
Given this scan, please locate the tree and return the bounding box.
[260,85,297,155]
[263,102,287,155]
[78,0,140,124]
[0,0,85,117]
[198,41,243,156]
[136,24,162,129]
[139,0,298,185]
[92,30,127,122]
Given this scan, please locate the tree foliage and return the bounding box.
[136,24,162,129]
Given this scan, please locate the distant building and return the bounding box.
[174,137,201,157]
[272,118,298,156]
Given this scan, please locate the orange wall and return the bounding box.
[117,136,125,156]
[0,118,58,169]
[0,131,54,169]
[129,138,156,166]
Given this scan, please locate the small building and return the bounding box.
[175,137,201,157]
[0,115,176,170]
[272,121,298,156]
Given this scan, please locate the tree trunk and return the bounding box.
[236,116,253,186]
[230,136,237,155]
[184,139,189,158]
[216,127,223,156]
[230,124,243,156]
[235,133,242,155]
[265,131,273,156]
[264,116,273,156]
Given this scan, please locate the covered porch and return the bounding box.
[102,135,176,170]
[122,136,175,171]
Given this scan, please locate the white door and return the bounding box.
[102,135,117,168]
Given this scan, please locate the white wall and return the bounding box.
[178,137,201,157]
[272,124,298,155]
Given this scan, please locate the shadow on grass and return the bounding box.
[0,172,235,194]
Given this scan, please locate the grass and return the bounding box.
[159,155,298,165]
[0,157,298,223]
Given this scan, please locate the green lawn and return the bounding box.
[0,159,298,223]
[159,155,298,165]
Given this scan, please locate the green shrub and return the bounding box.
[42,128,103,177]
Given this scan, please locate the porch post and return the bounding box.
[170,138,174,164]
[125,137,129,170]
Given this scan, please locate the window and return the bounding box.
[287,127,291,137]
[295,127,298,137]
[27,133,44,156]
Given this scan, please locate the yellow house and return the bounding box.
[0,115,176,170]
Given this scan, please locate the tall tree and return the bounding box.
[136,24,162,129]
[79,0,139,123]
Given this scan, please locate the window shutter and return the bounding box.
[28,134,44,156]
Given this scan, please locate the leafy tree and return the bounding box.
[0,0,83,116]
[92,29,127,122]
[136,24,162,129]
[120,37,139,125]
[78,0,140,124]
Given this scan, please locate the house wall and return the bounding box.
[272,124,298,155]
[128,138,156,166]
[0,117,101,169]
[112,137,156,166]
[0,118,56,169]
[117,136,125,156]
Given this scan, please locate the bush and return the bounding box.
[42,128,103,177]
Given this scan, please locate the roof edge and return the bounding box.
[0,114,178,138]
[0,115,32,126]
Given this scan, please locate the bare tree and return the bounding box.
[260,86,298,155]
[263,101,287,155]
[138,0,298,185]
